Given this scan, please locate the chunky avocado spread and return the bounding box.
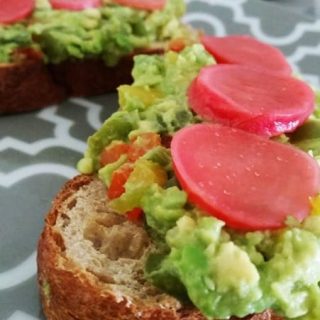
[78,45,320,319]
[0,0,192,64]
[0,24,33,63]
[289,90,320,157]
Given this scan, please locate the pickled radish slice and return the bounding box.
[0,0,34,24]
[50,0,101,11]
[171,123,320,230]
[113,0,166,11]
[188,65,315,136]
[202,35,292,75]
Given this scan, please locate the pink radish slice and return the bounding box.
[50,0,101,11]
[171,123,320,231]
[112,0,166,10]
[0,0,35,24]
[188,65,315,137]
[202,35,292,75]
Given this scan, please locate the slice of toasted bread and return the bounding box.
[37,175,283,320]
[0,48,163,115]
[50,48,164,98]
[0,50,66,114]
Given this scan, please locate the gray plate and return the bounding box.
[1,1,319,319]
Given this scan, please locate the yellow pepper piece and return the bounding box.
[118,85,162,109]
[310,194,320,215]
[126,159,167,190]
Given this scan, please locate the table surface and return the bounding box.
[262,0,320,18]
[1,1,320,319]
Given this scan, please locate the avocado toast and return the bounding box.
[0,0,194,114]
[37,40,320,319]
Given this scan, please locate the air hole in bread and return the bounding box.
[60,213,70,228]
[84,213,149,261]
[67,198,77,210]
[96,212,125,227]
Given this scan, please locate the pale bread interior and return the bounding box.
[54,178,181,309]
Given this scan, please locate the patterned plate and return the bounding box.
[1,1,319,319]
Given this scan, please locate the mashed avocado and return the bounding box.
[78,45,320,319]
[30,0,188,65]
[0,25,33,63]
[78,44,214,172]
[289,89,320,156]
[313,89,320,118]
[146,207,320,319]
[142,182,320,319]
[1,0,192,64]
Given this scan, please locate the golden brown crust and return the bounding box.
[37,175,283,320]
[0,48,163,115]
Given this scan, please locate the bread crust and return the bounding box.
[0,48,163,115]
[0,53,66,114]
[50,48,164,97]
[37,175,283,320]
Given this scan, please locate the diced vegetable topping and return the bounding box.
[127,208,143,222]
[102,132,162,209]
[201,35,292,75]
[171,123,320,230]
[113,0,166,11]
[108,163,133,200]
[50,0,101,11]
[100,132,161,168]
[110,159,167,213]
[0,0,35,24]
[100,141,130,167]
[128,132,161,162]
[169,38,186,52]
[188,65,315,136]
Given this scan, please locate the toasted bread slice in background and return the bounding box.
[0,48,164,115]
[0,50,65,114]
[50,48,164,98]
[37,175,283,320]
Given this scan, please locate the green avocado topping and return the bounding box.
[147,211,320,319]
[313,89,320,118]
[1,0,192,64]
[142,184,187,236]
[78,45,320,319]
[0,25,33,63]
[289,90,320,157]
[77,44,214,172]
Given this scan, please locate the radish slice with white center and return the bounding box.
[171,123,320,231]
[188,65,315,137]
[0,0,34,24]
[202,35,292,75]
[50,0,101,11]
